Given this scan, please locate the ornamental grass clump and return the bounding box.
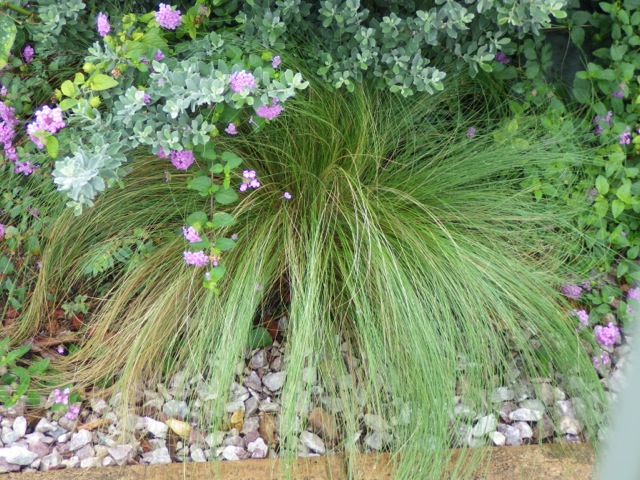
[15,76,605,479]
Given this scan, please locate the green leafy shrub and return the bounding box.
[237,0,569,96]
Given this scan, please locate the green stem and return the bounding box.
[1,3,35,18]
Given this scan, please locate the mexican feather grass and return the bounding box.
[14,76,606,478]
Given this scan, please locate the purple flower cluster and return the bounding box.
[169,150,195,170]
[561,283,582,299]
[26,105,65,149]
[0,100,18,161]
[239,170,260,192]
[65,404,81,420]
[225,123,238,135]
[571,309,589,329]
[14,161,36,175]
[627,287,640,316]
[466,127,476,139]
[23,45,34,64]
[593,111,612,135]
[0,223,5,239]
[229,71,256,94]
[157,146,168,159]
[184,250,208,267]
[272,56,281,68]
[592,351,611,373]
[494,52,510,64]
[96,12,110,37]
[619,127,631,145]
[53,387,70,405]
[594,322,621,347]
[156,4,182,30]
[256,98,284,121]
[182,226,201,243]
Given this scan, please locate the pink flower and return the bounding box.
[283,191,292,200]
[256,98,284,121]
[0,86,7,96]
[229,71,256,93]
[97,12,111,37]
[182,226,201,243]
[594,322,621,347]
[225,123,238,135]
[64,404,81,420]
[155,3,182,30]
[239,170,260,191]
[22,45,34,64]
[169,150,195,170]
[272,55,281,68]
[183,250,208,267]
[0,224,5,239]
[628,288,640,302]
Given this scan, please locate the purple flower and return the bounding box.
[248,116,256,125]
[56,346,66,354]
[272,55,281,68]
[157,146,168,158]
[594,322,621,347]
[0,86,7,96]
[619,127,631,145]
[466,127,476,139]
[22,45,34,64]
[571,309,589,328]
[0,224,5,239]
[156,3,182,30]
[256,98,284,121]
[494,52,509,64]
[96,12,110,38]
[35,105,66,134]
[612,90,623,98]
[225,123,238,135]
[239,170,260,192]
[182,226,201,243]
[64,404,81,420]
[169,150,195,170]
[14,160,37,176]
[283,191,292,200]
[53,387,70,405]
[592,351,611,373]
[154,50,165,61]
[229,71,256,93]
[561,284,582,299]
[183,250,208,267]
[593,111,613,135]
[628,287,640,316]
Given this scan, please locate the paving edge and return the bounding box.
[2,443,595,480]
